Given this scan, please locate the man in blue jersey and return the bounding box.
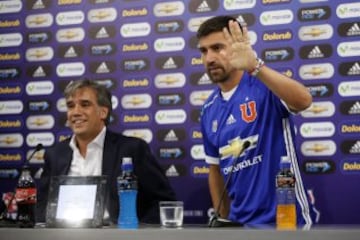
[197,16,316,227]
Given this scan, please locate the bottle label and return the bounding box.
[117,175,138,190]
[117,178,138,190]
[15,188,37,204]
[276,174,295,188]
[276,188,296,204]
[276,204,296,230]
[118,185,138,229]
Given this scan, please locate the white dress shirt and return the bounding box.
[68,127,106,176]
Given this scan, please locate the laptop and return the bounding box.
[45,176,107,228]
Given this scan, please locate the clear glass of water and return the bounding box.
[159,201,184,228]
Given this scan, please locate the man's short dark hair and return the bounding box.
[196,15,243,39]
[64,79,112,125]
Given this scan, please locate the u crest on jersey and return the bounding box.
[240,101,257,123]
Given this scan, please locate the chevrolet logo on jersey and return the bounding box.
[219,135,258,158]
[220,137,246,158]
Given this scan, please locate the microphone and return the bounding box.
[25,143,44,166]
[208,140,251,228]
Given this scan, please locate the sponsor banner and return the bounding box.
[0,0,359,224]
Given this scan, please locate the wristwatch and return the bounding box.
[248,58,265,76]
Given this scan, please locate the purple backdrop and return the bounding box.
[0,0,359,224]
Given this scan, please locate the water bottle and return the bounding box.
[117,157,139,229]
[276,156,296,230]
[15,165,37,228]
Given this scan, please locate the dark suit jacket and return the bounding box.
[36,130,176,224]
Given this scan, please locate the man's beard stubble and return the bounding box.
[207,67,230,84]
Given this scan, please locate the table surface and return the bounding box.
[1,224,360,240]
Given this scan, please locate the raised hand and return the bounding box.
[222,20,257,72]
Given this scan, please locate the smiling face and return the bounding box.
[198,31,237,84]
[66,87,108,142]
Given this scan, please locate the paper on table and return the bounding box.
[56,184,97,220]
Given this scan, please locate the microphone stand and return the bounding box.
[208,141,250,228]
[0,144,43,227]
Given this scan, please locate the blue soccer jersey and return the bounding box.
[201,72,313,226]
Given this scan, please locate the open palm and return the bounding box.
[222,20,257,71]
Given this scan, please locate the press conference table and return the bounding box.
[1,225,360,240]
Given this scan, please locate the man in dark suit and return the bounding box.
[36,79,176,224]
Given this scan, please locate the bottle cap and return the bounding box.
[280,156,291,169]
[281,156,291,163]
[122,157,133,171]
[122,157,133,165]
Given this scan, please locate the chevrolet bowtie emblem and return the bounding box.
[0,136,17,145]
[304,67,326,76]
[306,105,328,114]
[127,97,145,105]
[159,76,178,84]
[31,118,49,126]
[91,11,111,20]
[60,31,79,39]
[220,138,246,158]
[158,5,178,13]
[306,144,329,152]
[29,16,47,25]
[303,28,327,37]
[29,50,48,58]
